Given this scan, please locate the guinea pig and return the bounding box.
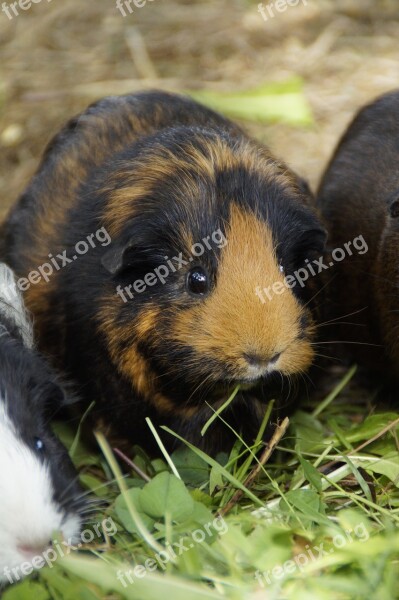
[317,89,399,379]
[1,90,326,455]
[0,263,83,585]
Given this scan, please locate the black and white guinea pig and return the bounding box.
[0,263,83,584]
[317,89,399,379]
[2,91,326,455]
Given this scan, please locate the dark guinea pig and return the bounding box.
[2,91,326,454]
[317,89,399,379]
[0,263,83,584]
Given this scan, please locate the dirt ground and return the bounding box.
[0,0,398,222]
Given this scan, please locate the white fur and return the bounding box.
[0,263,33,348]
[0,399,81,584]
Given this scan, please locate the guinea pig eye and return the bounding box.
[34,437,45,452]
[279,262,285,274]
[186,267,209,296]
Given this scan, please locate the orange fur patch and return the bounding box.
[97,299,198,416]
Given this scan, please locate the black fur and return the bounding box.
[0,303,83,515]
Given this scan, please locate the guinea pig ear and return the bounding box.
[297,176,315,200]
[300,226,328,256]
[0,262,34,348]
[39,379,80,420]
[101,237,136,276]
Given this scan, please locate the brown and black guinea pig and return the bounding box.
[1,91,327,455]
[317,89,399,381]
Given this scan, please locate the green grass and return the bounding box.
[3,366,399,600]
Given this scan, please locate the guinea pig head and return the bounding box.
[0,364,82,581]
[98,130,326,416]
[0,263,83,581]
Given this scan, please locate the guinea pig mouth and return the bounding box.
[237,381,259,390]
[232,377,273,392]
[214,371,282,399]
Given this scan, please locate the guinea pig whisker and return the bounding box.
[317,322,367,328]
[73,509,104,522]
[57,471,86,505]
[302,274,337,310]
[70,495,106,507]
[365,271,399,285]
[311,351,343,363]
[278,371,286,397]
[73,496,106,507]
[286,374,292,400]
[185,372,216,405]
[298,370,313,390]
[58,481,103,510]
[69,475,128,501]
[312,340,382,348]
[73,505,105,518]
[315,307,369,328]
[76,504,108,517]
[149,352,208,381]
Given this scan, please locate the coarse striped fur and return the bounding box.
[2,91,326,454]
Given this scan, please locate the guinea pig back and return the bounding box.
[2,91,326,454]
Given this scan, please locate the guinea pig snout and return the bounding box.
[17,540,52,560]
[243,351,281,367]
[242,351,281,379]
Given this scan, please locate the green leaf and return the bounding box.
[172,446,209,486]
[139,472,195,521]
[61,554,222,600]
[190,500,214,527]
[162,426,264,506]
[344,413,399,444]
[291,410,325,453]
[41,567,104,600]
[209,462,225,495]
[187,78,313,126]
[337,509,373,536]
[362,451,399,485]
[190,489,213,508]
[115,487,155,533]
[2,581,50,600]
[298,455,323,492]
[283,490,329,526]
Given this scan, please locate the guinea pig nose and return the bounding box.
[270,352,282,364]
[18,540,52,557]
[243,352,281,367]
